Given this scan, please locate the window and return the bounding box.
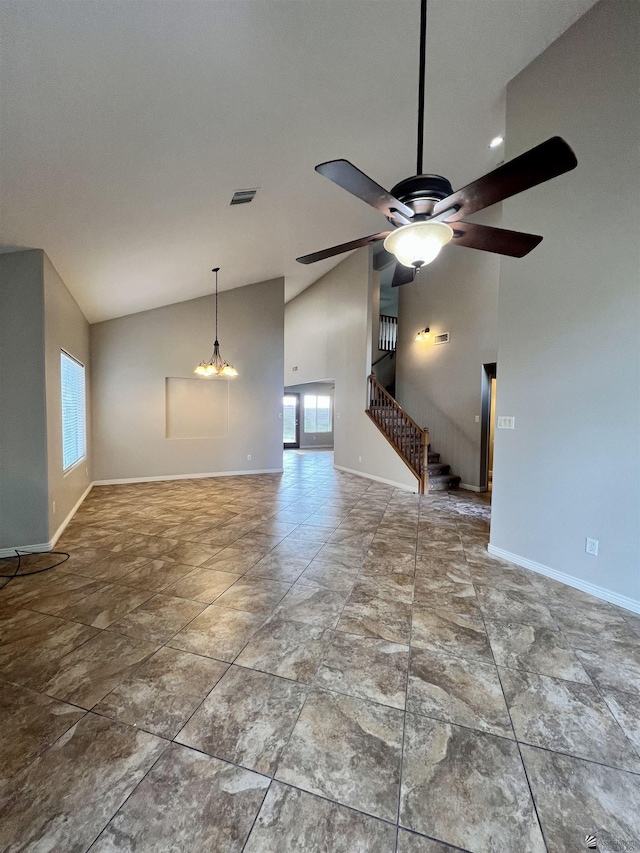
[303,394,332,433]
[61,351,86,471]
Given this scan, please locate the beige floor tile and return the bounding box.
[163,567,241,603]
[94,646,227,737]
[3,454,638,853]
[168,604,265,662]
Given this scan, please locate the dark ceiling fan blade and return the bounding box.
[296,231,391,265]
[450,221,543,257]
[391,264,416,288]
[316,160,414,224]
[432,137,577,223]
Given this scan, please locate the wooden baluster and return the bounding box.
[421,428,429,494]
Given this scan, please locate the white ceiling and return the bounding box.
[0,0,597,323]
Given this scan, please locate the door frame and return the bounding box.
[479,363,497,492]
[283,392,300,449]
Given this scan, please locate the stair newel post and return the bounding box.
[421,428,430,495]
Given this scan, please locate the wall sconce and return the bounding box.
[415,327,430,342]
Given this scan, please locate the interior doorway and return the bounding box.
[480,363,497,493]
[283,393,300,449]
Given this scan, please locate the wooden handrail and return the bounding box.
[367,374,423,433]
[372,351,394,368]
[365,374,430,493]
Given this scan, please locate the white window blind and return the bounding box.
[61,351,86,471]
[303,394,332,433]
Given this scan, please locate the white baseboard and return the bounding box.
[0,541,53,558]
[1,482,94,557]
[459,483,483,493]
[94,468,283,485]
[1,469,285,555]
[488,544,640,616]
[334,464,418,493]
[50,483,93,548]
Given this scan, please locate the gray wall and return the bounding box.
[490,0,640,608]
[0,249,90,550]
[284,382,335,449]
[0,250,49,549]
[285,249,417,491]
[395,209,500,488]
[91,278,284,481]
[44,254,91,538]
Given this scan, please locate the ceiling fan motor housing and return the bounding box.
[387,174,453,223]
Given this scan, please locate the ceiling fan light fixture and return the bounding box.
[384,221,453,269]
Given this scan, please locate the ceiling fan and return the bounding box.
[296,0,577,287]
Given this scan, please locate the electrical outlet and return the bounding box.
[585,538,599,556]
[358,456,362,463]
[247,454,252,461]
[474,415,480,423]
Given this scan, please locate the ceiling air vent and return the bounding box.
[434,332,450,345]
[230,188,258,206]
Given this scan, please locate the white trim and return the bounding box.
[93,468,283,486]
[0,482,94,557]
[50,483,93,548]
[0,541,53,558]
[459,483,483,492]
[488,544,640,616]
[333,464,418,493]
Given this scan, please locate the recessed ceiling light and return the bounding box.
[489,136,504,149]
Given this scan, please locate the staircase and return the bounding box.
[366,374,461,494]
[426,450,462,492]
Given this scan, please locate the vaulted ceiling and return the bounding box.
[0,0,596,322]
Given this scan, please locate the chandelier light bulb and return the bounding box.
[384,222,453,269]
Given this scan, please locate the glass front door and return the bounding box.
[283,394,300,448]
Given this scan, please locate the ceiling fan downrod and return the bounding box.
[416,0,427,176]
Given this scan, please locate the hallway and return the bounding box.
[0,451,639,851]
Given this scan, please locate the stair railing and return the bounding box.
[378,315,398,352]
[366,374,430,493]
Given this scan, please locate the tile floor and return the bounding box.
[1,450,639,852]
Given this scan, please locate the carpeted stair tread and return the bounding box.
[428,473,462,492]
[427,463,450,476]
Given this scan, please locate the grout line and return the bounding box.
[395,496,419,830]
[476,583,551,853]
[81,719,172,851]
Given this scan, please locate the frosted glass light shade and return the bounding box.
[195,269,238,378]
[194,359,237,378]
[384,222,453,268]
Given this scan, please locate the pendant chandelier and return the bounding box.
[194,267,238,377]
